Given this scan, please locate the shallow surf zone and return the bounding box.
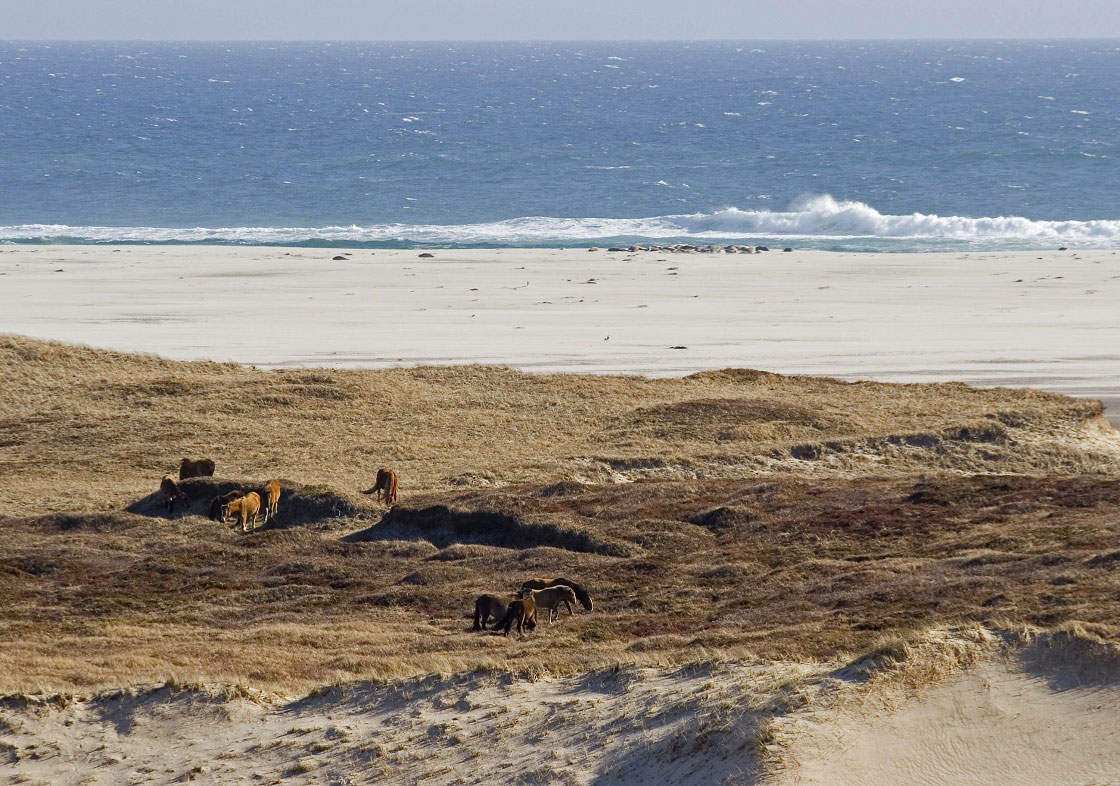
[1,626,1114,786]
[5,195,1120,251]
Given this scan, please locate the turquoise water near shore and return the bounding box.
[3,40,1119,250]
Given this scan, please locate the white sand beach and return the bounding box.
[3,246,1118,419]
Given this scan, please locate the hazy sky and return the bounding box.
[5,0,1120,40]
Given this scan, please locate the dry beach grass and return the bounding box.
[2,335,1120,784]
[1,335,1119,694]
[2,334,1118,516]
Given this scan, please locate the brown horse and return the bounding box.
[520,578,594,612]
[224,492,261,532]
[495,597,537,637]
[179,458,215,481]
[262,479,281,522]
[208,490,245,522]
[159,475,185,513]
[362,467,398,506]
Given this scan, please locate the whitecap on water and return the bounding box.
[5,196,1120,248]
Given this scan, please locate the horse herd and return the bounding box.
[156,462,591,638]
[156,458,400,532]
[473,577,594,637]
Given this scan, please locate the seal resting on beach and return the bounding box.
[362,468,398,506]
[520,577,593,612]
[179,458,215,481]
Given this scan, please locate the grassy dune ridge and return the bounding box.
[3,334,1118,515]
[1,335,1119,695]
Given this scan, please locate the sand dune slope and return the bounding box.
[772,630,1120,786]
[2,630,1117,786]
[0,662,802,786]
[776,663,1119,786]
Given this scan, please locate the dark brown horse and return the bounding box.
[473,594,511,631]
[495,597,537,637]
[159,475,185,513]
[179,458,215,481]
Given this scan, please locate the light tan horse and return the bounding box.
[263,479,281,522]
[520,577,594,612]
[525,585,578,623]
[224,492,261,532]
[209,490,245,522]
[362,468,398,506]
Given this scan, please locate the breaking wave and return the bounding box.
[4,196,1119,250]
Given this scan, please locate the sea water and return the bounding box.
[2,40,1119,250]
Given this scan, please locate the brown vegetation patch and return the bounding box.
[0,473,1117,693]
[1,338,1118,693]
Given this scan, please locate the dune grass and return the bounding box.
[2,334,1117,517]
[2,473,1118,694]
[1,336,1118,694]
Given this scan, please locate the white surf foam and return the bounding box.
[3,195,1119,248]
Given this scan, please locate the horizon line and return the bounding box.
[5,36,1120,44]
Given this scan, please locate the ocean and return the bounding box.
[2,40,1119,250]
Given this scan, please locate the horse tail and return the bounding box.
[472,598,485,631]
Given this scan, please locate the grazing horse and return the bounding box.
[526,585,579,623]
[362,468,398,506]
[179,458,215,481]
[208,490,245,522]
[473,594,506,631]
[495,597,537,637]
[224,492,261,532]
[520,577,594,612]
[263,479,281,523]
[158,475,185,513]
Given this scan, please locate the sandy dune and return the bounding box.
[2,629,1115,786]
[2,246,1119,422]
[777,657,1120,786]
